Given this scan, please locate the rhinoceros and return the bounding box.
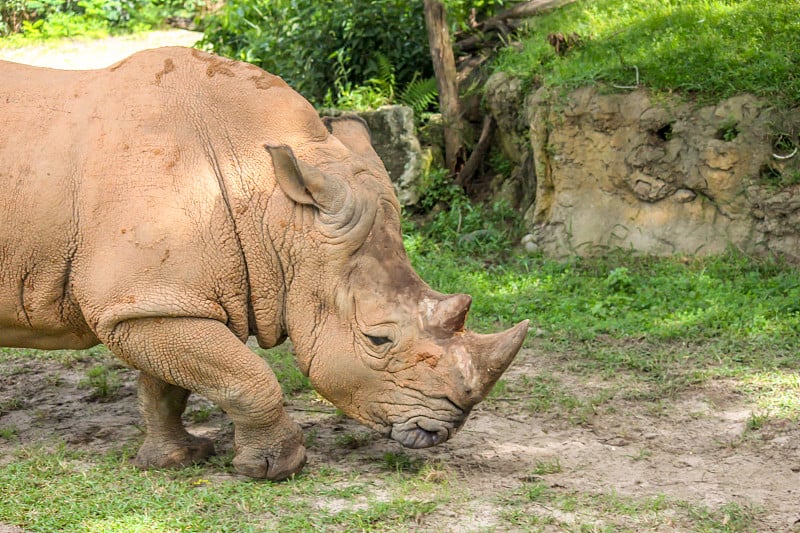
[0,47,528,480]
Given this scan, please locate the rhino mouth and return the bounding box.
[389,415,468,449]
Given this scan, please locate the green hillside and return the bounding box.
[494,0,800,104]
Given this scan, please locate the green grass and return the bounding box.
[0,205,797,530]
[493,0,800,105]
[78,364,123,400]
[0,446,445,532]
[405,207,800,421]
[500,481,760,531]
[409,240,800,348]
[251,344,311,396]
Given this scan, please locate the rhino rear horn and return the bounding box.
[266,144,346,213]
[427,293,472,333]
[322,116,379,161]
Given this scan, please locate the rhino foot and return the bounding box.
[232,442,307,481]
[134,435,215,469]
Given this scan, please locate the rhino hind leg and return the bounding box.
[105,317,306,480]
[133,372,215,469]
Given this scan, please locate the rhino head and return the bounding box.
[264,116,528,449]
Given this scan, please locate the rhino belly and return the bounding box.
[0,256,99,350]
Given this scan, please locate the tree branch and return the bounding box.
[456,115,496,187]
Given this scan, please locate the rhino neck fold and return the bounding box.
[192,118,288,348]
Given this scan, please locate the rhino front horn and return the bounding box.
[468,319,530,396]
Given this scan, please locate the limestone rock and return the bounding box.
[525,87,800,259]
[484,72,536,210]
[321,105,424,206]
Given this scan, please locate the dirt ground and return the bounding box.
[0,29,201,69]
[0,345,799,532]
[1,32,799,532]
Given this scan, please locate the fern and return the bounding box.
[400,75,438,114]
[366,53,396,101]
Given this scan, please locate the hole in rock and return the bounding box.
[772,133,796,155]
[715,121,740,141]
[760,164,783,183]
[653,123,674,141]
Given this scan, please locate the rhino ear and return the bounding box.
[322,116,380,161]
[265,144,345,213]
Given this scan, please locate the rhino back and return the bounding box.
[0,48,298,348]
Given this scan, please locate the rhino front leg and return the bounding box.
[105,317,306,480]
[134,372,215,469]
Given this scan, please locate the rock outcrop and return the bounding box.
[503,85,800,259]
[322,105,425,206]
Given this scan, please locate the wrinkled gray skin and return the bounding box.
[0,48,528,480]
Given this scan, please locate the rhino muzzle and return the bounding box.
[389,414,468,449]
[386,302,529,449]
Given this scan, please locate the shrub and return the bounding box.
[200,0,431,105]
[0,0,209,39]
[200,0,513,106]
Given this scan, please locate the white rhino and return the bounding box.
[0,47,528,480]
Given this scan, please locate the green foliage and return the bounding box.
[407,216,800,351]
[0,427,18,440]
[531,458,562,475]
[0,447,441,531]
[200,0,432,105]
[407,169,524,258]
[0,398,23,416]
[717,116,740,142]
[494,0,800,105]
[399,74,440,115]
[324,54,440,114]
[335,431,373,450]
[382,451,423,473]
[199,0,516,108]
[325,52,395,111]
[415,167,464,212]
[187,404,216,423]
[252,344,312,396]
[78,364,122,400]
[0,0,209,40]
[444,0,512,31]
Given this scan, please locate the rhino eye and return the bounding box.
[365,334,392,347]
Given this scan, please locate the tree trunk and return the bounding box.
[424,0,466,176]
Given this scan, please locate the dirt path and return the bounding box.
[1,347,799,531]
[0,29,201,69]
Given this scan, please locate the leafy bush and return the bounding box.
[405,168,524,258]
[0,0,209,39]
[324,53,440,114]
[201,0,514,106]
[200,0,431,105]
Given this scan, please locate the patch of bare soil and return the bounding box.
[1,347,798,532]
[0,29,201,69]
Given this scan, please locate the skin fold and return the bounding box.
[0,47,528,480]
